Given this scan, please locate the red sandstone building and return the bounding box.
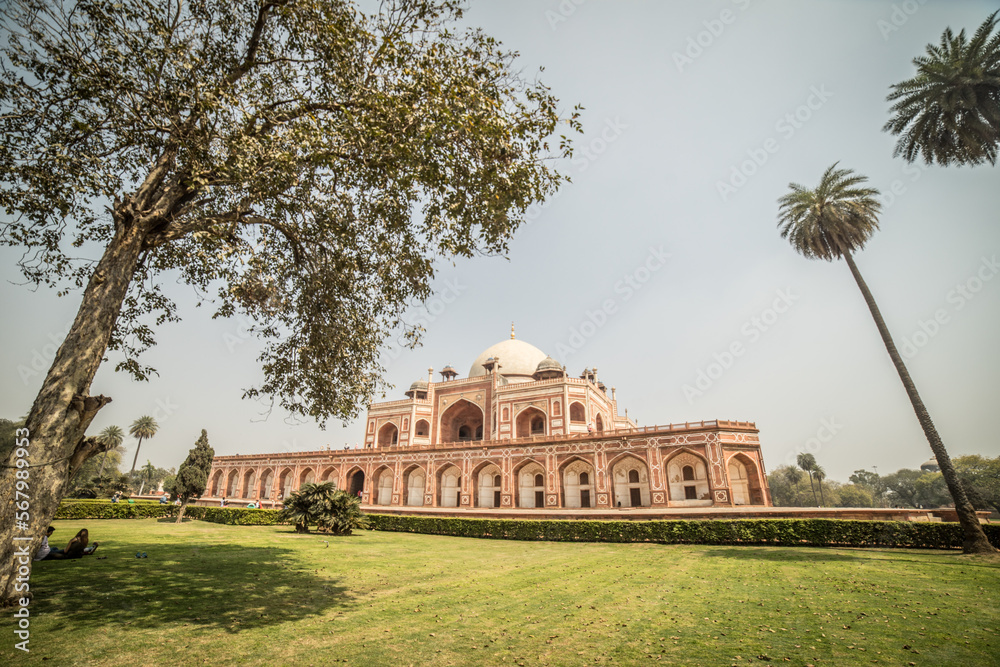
[207,333,772,511]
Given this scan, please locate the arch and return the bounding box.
[226,470,239,498]
[569,401,586,423]
[277,467,293,500]
[515,406,546,438]
[502,406,509,421]
[611,455,650,508]
[242,469,256,499]
[403,417,409,431]
[595,414,604,432]
[258,468,274,500]
[513,459,545,508]
[553,400,561,417]
[664,450,711,504]
[414,419,430,437]
[473,461,503,508]
[437,464,462,507]
[319,466,337,484]
[561,457,596,508]
[372,466,394,506]
[440,399,484,443]
[403,465,426,506]
[346,467,365,499]
[377,422,399,447]
[298,467,315,488]
[209,470,224,497]
[727,453,764,505]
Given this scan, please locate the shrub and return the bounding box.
[55,502,177,520]
[366,515,1000,550]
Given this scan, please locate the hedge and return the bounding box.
[54,501,286,525]
[52,502,1000,550]
[366,515,1000,551]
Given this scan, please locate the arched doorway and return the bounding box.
[404,466,426,506]
[226,470,239,498]
[299,468,315,489]
[258,469,274,500]
[474,463,502,508]
[377,423,399,447]
[242,470,256,499]
[569,402,586,423]
[440,399,484,443]
[562,459,596,508]
[611,456,650,507]
[665,451,711,504]
[373,467,393,505]
[277,468,293,500]
[515,407,546,438]
[595,414,604,432]
[728,454,764,505]
[515,461,546,508]
[209,470,224,497]
[437,465,462,507]
[347,468,365,499]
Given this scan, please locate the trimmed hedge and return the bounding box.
[55,502,178,520]
[367,515,1000,551]
[181,506,285,526]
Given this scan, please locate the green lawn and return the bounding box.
[5,519,998,666]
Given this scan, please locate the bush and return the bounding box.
[182,506,285,526]
[55,502,178,520]
[366,515,1000,551]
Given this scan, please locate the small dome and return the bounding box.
[442,365,456,373]
[535,356,562,372]
[919,457,939,472]
[408,379,428,391]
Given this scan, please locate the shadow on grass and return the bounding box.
[30,541,355,634]
[700,546,861,562]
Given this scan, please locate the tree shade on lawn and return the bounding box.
[777,163,995,554]
[0,0,576,606]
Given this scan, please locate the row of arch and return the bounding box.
[208,451,764,508]
[372,398,609,447]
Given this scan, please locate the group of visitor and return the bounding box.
[33,527,99,561]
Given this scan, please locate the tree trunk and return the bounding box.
[0,214,149,607]
[817,480,825,506]
[176,499,188,524]
[844,251,995,553]
[129,436,145,476]
[806,473,818,506]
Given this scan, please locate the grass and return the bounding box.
[4,519,998,666]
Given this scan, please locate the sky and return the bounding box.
[2,0,999,483]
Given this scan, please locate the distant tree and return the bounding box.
[128,416,159,477]
[767,465,815,507]
[849,469,887,506]
[796,453,820,506]
[778,164,994,554]
[96,425,125,476]
[912,471,953,509]
[0,0,577,605]
[885,11,1000,166]
[813,465,827,506]
[281,482,368,535]
[837,485,875,508]
[954,455,1000,514]
[169,430,215,523]
[883,469,926,508]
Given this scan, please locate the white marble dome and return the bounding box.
[468,339,549,381]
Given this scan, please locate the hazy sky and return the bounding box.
[2,0,998,483]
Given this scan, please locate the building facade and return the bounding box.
[207,333,772,510]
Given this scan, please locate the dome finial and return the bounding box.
[511,321,515,340]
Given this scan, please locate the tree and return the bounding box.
[796,453,819,506]
[96,425,125,476]
[767,465,815,507]
[836,485,874,508]
[884,11,1000,166]
[169,430,215,523]
[128,416,159,477]
[777,164,995,554]
[280,482,367,535]
[0,0,576,605]
[813,464,827,507]
[954,455,1000,514]
[849,469,887,506]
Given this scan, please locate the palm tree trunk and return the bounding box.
[807,474,818,506]
[130,436,144,476]
[818,480,825,506]
[844,251,995,553]
[98,450,109,476]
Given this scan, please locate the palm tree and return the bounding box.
[884,11,1000,166]
[96,425,125,476]
[778,163,995,553]
[137,460,157,495]
[797,453,819,506]
[813,465,827,507]
[128,415,159,476]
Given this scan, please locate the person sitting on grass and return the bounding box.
[33,526,65,561]
[62,528,99,559]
